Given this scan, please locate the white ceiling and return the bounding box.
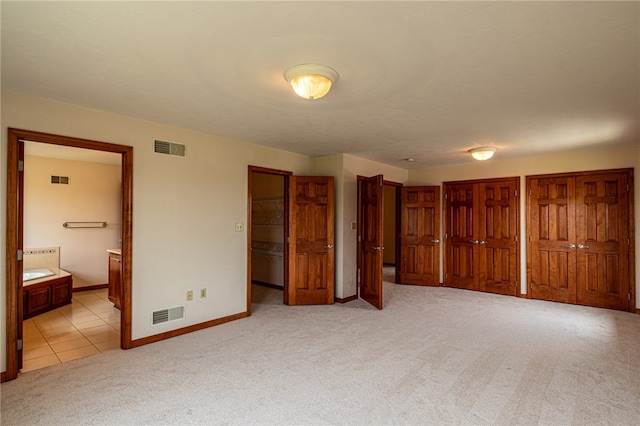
[2,1,639,169]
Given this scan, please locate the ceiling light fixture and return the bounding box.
[468,146,497,161]
[284,64,339,100]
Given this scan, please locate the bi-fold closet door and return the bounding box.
[527,169,632,311]
[443,177,520,296]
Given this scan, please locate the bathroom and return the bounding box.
[21,142,122,371]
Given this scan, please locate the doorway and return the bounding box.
[5,128,133,382]
[248,167,290,307]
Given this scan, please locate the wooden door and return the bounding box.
[287,176,335,305]
[445,182,478,290]
[359,175,384,309]
[399,186,440,286]
[478,180,519,296]
[529,176,577,303]
[575,172,630,310]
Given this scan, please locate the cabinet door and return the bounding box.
[25,287,51,317]
[108,253,122,309]
[52,278,72,306]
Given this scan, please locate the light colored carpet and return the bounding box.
[2,279,639,425]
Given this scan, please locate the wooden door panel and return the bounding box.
[529,177,577,303]
[288,176,334,305]
[479,180,518,295]
[360,175,384,309]
[575,173,629,310]
[446,183,477,290]
[400,186,440,286]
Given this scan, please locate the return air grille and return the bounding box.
[154,139,186,157]
[152,305,185,325]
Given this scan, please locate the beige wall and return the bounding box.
[24,154,121,288]
[1,91,313,372]
[408,144,640,303]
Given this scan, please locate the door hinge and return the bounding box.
[628,238,631,247]
[515,190,518,197]
[529,236,532,242]
[444,193,448,200]
[445,232,448,239]
[529,189,532,196]
[18,160,24,172]
[17,249,23,261]
[628,292,632,301]
[515,280,518,288]
[529,281,533,289]
[514,235,518,242]
[357,268,361,285]
[17,338,23,351]
[358,235,362,242]
[627,184,630,192]
[444,273,448,280]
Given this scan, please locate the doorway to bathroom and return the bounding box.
[5,128,133,382]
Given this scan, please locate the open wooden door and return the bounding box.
[287,176,335,305]
[359,175,384,309]
[399,186,440,286]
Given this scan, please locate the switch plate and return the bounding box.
[186,290,193,301]
[200,288,207,298]
[235,223,244,232]
[351,222,357,230]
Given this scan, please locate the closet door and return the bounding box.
[575,172,630,310]
[529,177,577,303]
[445,182,478,290]
[479,180,519,296]
[527,169,632,311]
[399,186,440,286]
[445,177,520,295]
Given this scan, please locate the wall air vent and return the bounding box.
[154,139,186,158]
[152,305,185,326]
[51,176,69,184]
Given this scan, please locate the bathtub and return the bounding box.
[23,269,73,319]
[23,268,55,282]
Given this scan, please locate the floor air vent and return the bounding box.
[152,305,185,325]
[154,139,186,157]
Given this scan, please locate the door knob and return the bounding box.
[469,240,479,245]
[373,246,385,251]
[324,244,334,249]
[565,244,576,249]
[479,240,487,245]
[431,239,440,243]
[577,244,590,249]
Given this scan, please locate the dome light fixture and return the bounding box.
[468,146,497,161]
[284,64,339,100]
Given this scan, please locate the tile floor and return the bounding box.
[22,288,121,373]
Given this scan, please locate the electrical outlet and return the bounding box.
[186,290,193,301]
[200,288,207,298]
[235,222,244,232]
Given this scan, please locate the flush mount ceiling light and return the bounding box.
[284,64,339,100]
[468,146,497,161]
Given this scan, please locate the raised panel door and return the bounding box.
[529,177,577,303]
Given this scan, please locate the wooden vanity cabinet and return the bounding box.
[108,251,122,309]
